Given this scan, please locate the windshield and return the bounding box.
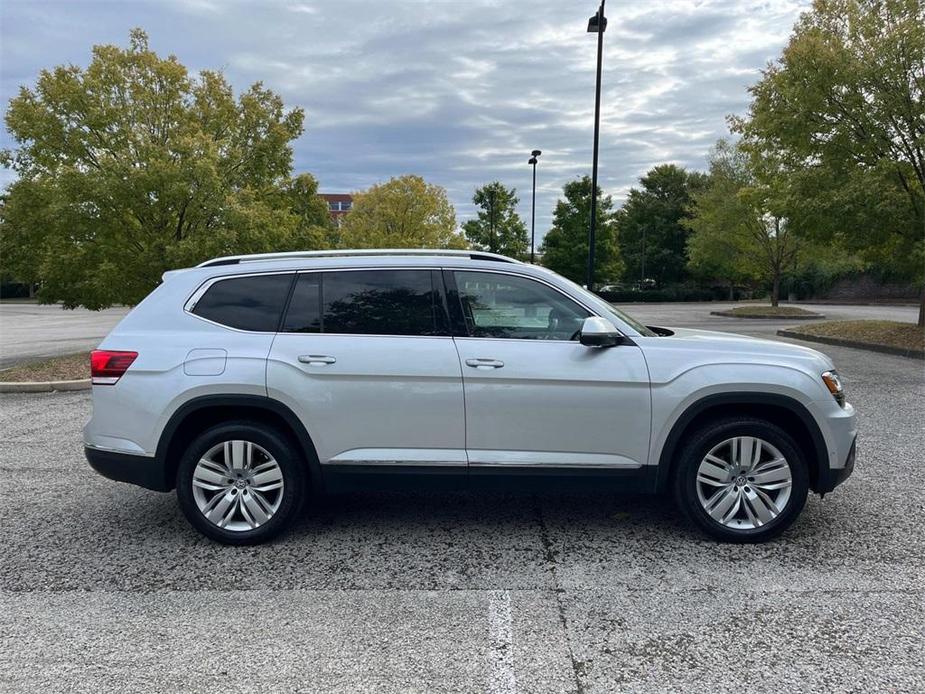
[555,275,657,337]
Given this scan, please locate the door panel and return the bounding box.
[267,268,465,467]
[268,334,466,466]
[449,270,651,469]
[454,338,651,467]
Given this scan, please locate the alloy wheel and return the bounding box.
[191,440,285,532]
[695,436,793,530]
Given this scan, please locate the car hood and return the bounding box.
[647,326,835,369]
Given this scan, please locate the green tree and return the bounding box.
[539,176,622,287]
[462,181,529,259]
[615,164,708,287]
[338,175,466,249]
[686,141,801,306]
[0,29,318,309]
[276,173,335,250]
[732,0,925,324]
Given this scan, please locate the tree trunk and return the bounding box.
[771,274,780,307]
[919,283,924,328]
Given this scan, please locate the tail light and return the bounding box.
[90,350,138,385]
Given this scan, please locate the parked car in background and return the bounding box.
[84,250,857,544]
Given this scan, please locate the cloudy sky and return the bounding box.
[0,0,806,241]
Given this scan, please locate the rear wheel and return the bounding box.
[176,422,306,545]
[673,417,809,543]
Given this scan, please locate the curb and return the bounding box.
[710,311,825,320]
[776,330,925,360]
[0,378,91,393]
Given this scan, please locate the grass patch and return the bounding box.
[713,305,823,318]
[790,320,924,353]
[0,352,89,382]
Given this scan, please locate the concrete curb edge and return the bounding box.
[0,379,91,393]
[710,311,825,320]
[776,329,924,360]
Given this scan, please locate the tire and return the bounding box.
[176,421,306,545]
[673,417,809,543]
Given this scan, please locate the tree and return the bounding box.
[732,0,925,324]
[0,29,322,309]
[337,175,466,249]
[539,176,622,286]
[686,141,801,306]
[615,164,708,287]
[276,173,335,250]
[462,181,529,259]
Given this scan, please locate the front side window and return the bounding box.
[453,271,590,340]
[282,269,446,336]
[191,273,293,332]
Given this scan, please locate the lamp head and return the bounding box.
[587,13,607,32]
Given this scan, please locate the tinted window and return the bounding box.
[282,273,321,333]
[192,273,293,332]
[321,270,445,336]
[453,271,589,340]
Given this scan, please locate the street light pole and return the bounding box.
[528,150,541,263]
[488,187,496,253]
[586,0,606,291]
[641,226,646,284]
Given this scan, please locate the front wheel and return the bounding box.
[176,422,306,545]
[673,417,809,543]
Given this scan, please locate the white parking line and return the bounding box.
[487,590,517,694]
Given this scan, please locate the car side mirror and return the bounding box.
[579,316,622,348]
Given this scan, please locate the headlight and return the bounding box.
[821,370,845,407]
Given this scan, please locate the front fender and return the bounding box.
[647,363,831,493]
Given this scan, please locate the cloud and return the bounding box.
[0,0,807,240]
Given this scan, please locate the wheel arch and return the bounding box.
[155,394,323,492]
[655,392,829,494]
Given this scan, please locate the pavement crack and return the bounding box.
[534,496,586,694]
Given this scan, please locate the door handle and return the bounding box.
[298,354,336,365]
[465,358,504,369]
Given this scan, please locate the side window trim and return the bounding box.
[449,269,598,341]
[278,271,322,334]
[430,269,452,337]
[440,269,469,337]
[276,270,303,333]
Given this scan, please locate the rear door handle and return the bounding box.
[298,354,336,365]
[465,358,504,369]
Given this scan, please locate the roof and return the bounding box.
[318,193,353,202]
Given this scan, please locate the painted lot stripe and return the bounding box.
[487,590,517,694]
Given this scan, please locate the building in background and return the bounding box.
[319,193,353,224]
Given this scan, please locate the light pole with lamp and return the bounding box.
[528,150,541,263]
[586,0,606,290]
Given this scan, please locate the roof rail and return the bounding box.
[196,248,520,268]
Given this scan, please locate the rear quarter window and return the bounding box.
[191,273,294,332]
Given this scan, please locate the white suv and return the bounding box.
[84,250,857,544]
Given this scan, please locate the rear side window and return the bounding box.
[281,273,321,333]
[191,274,293,332]
[282,269,447,336]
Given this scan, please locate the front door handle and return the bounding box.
[465,358,504,369]
[298,354,336,365]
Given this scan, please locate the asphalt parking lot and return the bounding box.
[1,306,923,692]
[0,303,127,368]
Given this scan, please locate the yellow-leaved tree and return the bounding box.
[338,175,467,249]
